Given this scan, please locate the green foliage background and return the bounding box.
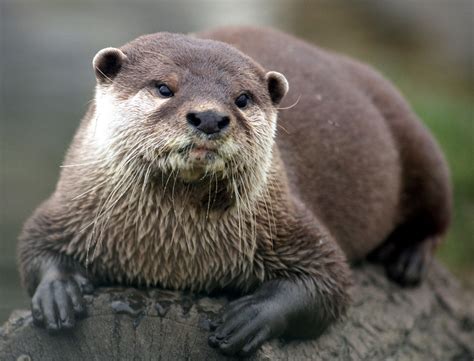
[410,89,473,285]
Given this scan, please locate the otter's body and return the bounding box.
[18,27,451,356]
[201,27,451,261]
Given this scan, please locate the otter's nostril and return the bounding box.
[187,110,230,135]
[218,116,230,130]
[187,113,201,127]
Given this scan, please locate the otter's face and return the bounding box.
[90,33,288,189]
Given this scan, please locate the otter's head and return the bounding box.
[89,32,288,205]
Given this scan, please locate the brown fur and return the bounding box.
[18,27,451,329]
[199,26,452,260]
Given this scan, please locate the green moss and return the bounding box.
[401,86,474,280]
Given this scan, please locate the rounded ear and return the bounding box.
[92,47,127,83]
[265,71,289,105]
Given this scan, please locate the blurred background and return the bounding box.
[1,0,472,323]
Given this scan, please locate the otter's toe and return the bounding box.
[65,279,86,317]
[52,279,75,330]
[209,295,278,356]
[73,273,94,294]
[31,276,88,332]
[385,243,430,287]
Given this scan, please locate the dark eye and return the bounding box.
[156,84,174,98]
[235,93,250,108]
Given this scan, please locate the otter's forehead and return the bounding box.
[116,33,265,92]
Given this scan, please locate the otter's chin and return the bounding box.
[188,147,218,163]
[178,168,208,182]
[177,149,227,182]
[178,165,224,183]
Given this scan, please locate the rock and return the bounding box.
[1,262,473,361]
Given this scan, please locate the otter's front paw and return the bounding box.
[31,272,93,332]
[208,295,287,356]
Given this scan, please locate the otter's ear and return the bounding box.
[92,47,127,83]
[265,71,289,105]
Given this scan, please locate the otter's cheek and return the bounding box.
[218,141,240,160]
[90,89,171,153]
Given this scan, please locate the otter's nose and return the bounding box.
[186,111,230,135]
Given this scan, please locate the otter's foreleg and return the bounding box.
[18,211,94,331]
[208,208,352,356]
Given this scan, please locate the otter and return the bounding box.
[18,26,451,356]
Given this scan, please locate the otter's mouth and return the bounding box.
[170,142,228,182]
[188,145,218,164]
[176,141,221,164]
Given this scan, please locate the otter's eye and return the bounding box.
[235,94,250,108]
[156,84,174,98]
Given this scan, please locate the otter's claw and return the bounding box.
[31,272,92,332]
[208,294,286,357]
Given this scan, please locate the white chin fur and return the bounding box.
[159,150,227,180]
